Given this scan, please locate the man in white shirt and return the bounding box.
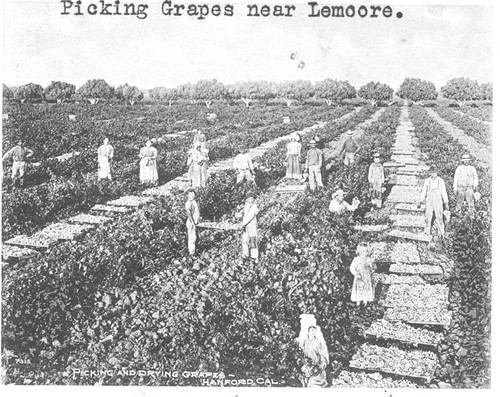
[420,165,449,237]
[233,147,255,184]
[453,153,478,212]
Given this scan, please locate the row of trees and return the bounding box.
[3,77,493,108]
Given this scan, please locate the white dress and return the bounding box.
[139,146,158,184]
[97,144,114,179]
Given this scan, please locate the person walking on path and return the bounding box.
[2,140,34,187]
[97,137,114,181]
[139,140,158,185]
[185,189,200,256]
[286,133,302,179]
[368,152,385,209]
[233,147,255,184]
[339,131,360,166]
[298,325,329,388]
[350,242,376,307]
[240,192,259,261]
[420,165,449,237]
[453,153,478,212]
[187,143,209,188]
[305,140,323,190]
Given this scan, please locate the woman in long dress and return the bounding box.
[97,137,114,180]
[350,243,376,306]
[188,143,209,188]
[299,325,329,387]
[286,133,302,179]
[139,140,158,185]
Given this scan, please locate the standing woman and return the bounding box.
[188,143,209,188]
[139,140,158,185]
[97,137,114,181]
[286,133,302,179]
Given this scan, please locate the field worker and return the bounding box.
[339,131,360,166]
[193,129,207,151]
[240,192,259,261]
[286,133,302,179]
[2,139,34,187]
[139,140,158,185]
[233,147,255,184]
[420,165,449,237]
[187,143,209,188]
[368,152,385,209]
[453,153,478,212]
[97,137,114,181]
[329,189,360,213]
[185,188,200,256]
[299,325,329,388]
[305,140,323,190]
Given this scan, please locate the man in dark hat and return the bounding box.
[240,192,259,261]
[2,139,34,187]
[453,153,478,212]
[420,165,449,237]
[305,140,323,190]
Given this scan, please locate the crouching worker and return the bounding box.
[329,189,360,213]
[240,192,259,261]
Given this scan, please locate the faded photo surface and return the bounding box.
[0,0,495,394]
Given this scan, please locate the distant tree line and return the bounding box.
[3,77,492,107]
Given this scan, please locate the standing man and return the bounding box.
[453,153,478,212]
[185,189,200,256]
[420,165,449,237]
[2,140,34,187]
[240,192,259,261]
[339,131,360,166]
[368,152,385,209]
[97,137,114,181]
[305,140,323,190]
[233,147,255,184]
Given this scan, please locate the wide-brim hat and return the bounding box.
[309,140,317,146]
[347,131,353,136]
[332,189,344,199]
[429,164,437,173]
[245,192,256,199]
[373,152,380,158]
[186,188,196,195]
[461,153,471,161]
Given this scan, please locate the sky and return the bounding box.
[1,0,495,91]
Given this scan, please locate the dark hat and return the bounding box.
[245,192,256,199]
[429,164,437,173]
[186,188,196,195]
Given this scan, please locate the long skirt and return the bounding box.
[140,159,158,184]
[98,157,111,179]
[286,154,301,179]
[189,162,205,188]
[370,180,383,207]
